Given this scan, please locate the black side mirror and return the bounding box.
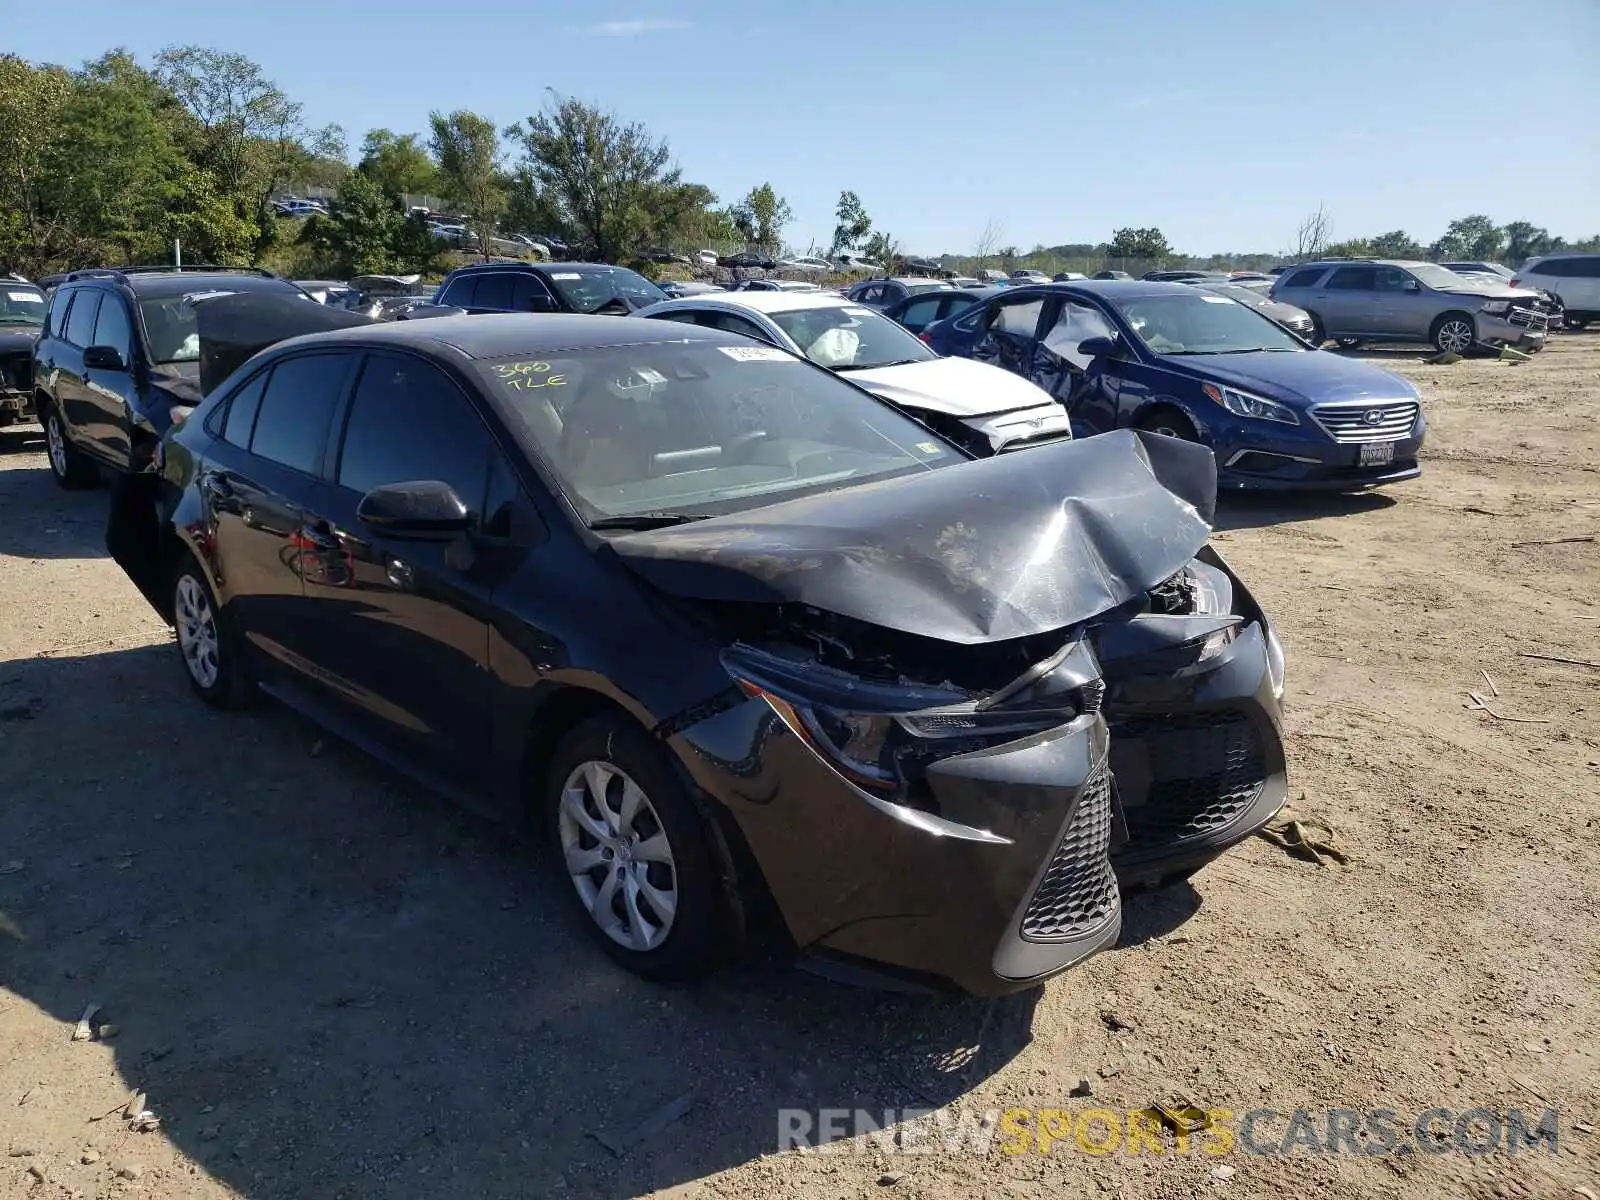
[522,294,555,313]
[1077,336,1119,359]
[357,481,472,537]
[83,345,126,371]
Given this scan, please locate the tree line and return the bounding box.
[3,47,1595,281]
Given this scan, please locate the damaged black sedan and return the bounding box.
[107,301,1287,996]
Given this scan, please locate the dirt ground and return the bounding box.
[1,336,1596,1200]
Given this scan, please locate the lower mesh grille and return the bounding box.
[1115,711,1266,846]
[1020,769,1119,942]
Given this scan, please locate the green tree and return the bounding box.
[0,55,72,272]
[730,182,792,251]
[1323,238,1374,259]
[1108,226,1173,261]
[507,94,677,262]
[1500,221,1560,265]
[359,129,439,199]
[861,229,899,269]
[1368,230,1423,259]
[428,110,506,257]
[304,170,400,275]
[1429,214,1504,262]
[829,190,871,257]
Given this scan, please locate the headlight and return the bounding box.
[1201,383,1300,425]
[1479,300,1510,315]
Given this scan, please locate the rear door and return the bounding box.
[970,290,1048,378]
[1319,266,1378,336]
[293,352,519,785]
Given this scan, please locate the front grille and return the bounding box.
[1310,401,1419,443]
[1507,306,1547,332]
[1020,768,1119,942]
[1114,711,1266,846]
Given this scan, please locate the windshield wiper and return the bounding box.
[1164,347,1294,356]
[837,359,919,371]
[587,511,699,530]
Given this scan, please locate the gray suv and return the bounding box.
[1270,259,1548,354]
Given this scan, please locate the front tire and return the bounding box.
[546,714,730,982]
[1137,407,1199,441]
[171,556,252,708]
[43,405,99,489]
[1335,337,1364,350]
[1430,313,1477,355]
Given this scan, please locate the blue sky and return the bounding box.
[8,0,1598,256]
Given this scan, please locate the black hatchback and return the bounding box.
[30,267,312,487]
[108,300,1287,997]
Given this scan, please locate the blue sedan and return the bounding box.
[922,280,1425,490]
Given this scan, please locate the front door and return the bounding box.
[1033,297,1120,426]
[292,352,516,786]
[971,291,1047,378]
[82,291,137,467]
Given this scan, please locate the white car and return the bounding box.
[1512,253,1600,329]
[833,252,884,273]
[696,250,719,267]
[778,256,833,274]
[634,291,1072,455]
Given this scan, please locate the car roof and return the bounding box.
[1524,251,1599,261]
[1020,280,1214,300]
[448,261,628,276]
[648,291,861,316]
[275,313,746,360]
[97,272,303,298]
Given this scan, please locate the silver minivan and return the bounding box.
[1270,259,1548,353]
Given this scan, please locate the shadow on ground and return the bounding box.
[0,428,110,560]
[0,643,1206,1199]
[1214,488,1396,532]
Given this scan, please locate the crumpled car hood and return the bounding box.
[0,327,40,354]
[608,429,1216,644]
[843,356,1059,418]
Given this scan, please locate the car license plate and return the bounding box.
[1359,441,1395,467]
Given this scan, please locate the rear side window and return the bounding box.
[47,289,75,337]
[899,296,944,329]
[249,353,353,475]
[1325,267,1377,290]
[220,371,269,446]
[437,275,477,307]
[64,291,102,347]
[1281,268,1325,289]
[705,312,775,343]
[336,354,491,510]
[472,273,514,310]
[92,297,133,361]
[510,273,552,311]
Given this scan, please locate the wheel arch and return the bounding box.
[1429,309,1478,342]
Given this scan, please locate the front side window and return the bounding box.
[1373,267,1413,292]
[510,274,552,311]
[1112,292,1305,355]
[337,354,492,511]
[249,353,353,475]
[768,305,935,370]
[46,288,75,336]
[92,296,133,360]
[65,290,102,347]
[1041,301,1116,365]
[220,371,268,446]
[475,341,963,524]
[706,312,776,343]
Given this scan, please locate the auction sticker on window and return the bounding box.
[717,345,792,363]
[8,291,39,302]
[1199,294,1233,303]
[551,272,583,280]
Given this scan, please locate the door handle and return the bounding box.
[296,523,342,552]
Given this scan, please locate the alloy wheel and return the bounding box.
[558,761,678,952]
[174,574,220,689]
[45,413,68,478]
[1436,319,1474,353]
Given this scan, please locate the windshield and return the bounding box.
[139,295,228,363]
[1114,292,1305,355]
[768,305,937,371]
[0,286,46,326]
[1201,284,1267,307]
[475,342,963,524]
[545,267,665,314]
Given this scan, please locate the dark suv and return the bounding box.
[31,267,311,487]
[423,262,665,317]
[0,278,47,427]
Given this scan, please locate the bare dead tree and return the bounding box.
[1291,204,1331,262]
[973,216,1004,269]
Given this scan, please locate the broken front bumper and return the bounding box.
[674,701,1122,997]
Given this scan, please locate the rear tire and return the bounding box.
[1564,315,1591,332]
[171,554,253,708]
[545,714,730,982]
[1136,407,1199,441]
[1335,337,1364,350]
[43,404,99,489]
